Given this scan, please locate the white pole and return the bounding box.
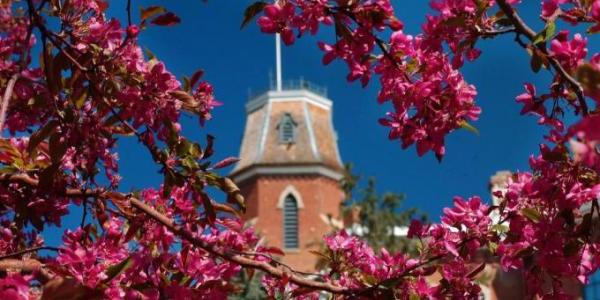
[275,33,282,91]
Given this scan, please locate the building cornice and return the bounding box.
[230,164,344,184]
[246,89,332,113]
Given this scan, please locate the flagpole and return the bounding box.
[275,33,282,91]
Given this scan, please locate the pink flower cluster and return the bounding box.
[257,0,482,159]
[541,0,600,33]
[1,0,600,298]
[47,188,262,299]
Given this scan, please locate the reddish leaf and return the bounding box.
[190,69,205,90]
[151,12,181,26]
[41,277,101,300]
[141,6,166,23]
[264,246,285,256]
[28,120,59,154]
[203,134,215,159]
[291,287,317,297]
[200,192,216,224]
[220,218,242,232]
[211,157,240,169]
[467,262,486,278]
[241,1,267,29]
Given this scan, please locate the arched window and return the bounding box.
[283,194,299,249]
[277,113,296,144]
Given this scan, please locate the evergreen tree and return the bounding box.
[340,164,427,254]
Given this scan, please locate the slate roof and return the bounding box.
[231,88,344,179]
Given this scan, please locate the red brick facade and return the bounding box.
[238,174,345,272]
[231,88,345,272]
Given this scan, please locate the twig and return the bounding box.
[81,196,88,227]
[0,74,19,136]
[480,27,516,37]
[231,250,322,277]
[0,0,38,136]
[0,173,347,293]
[496,0,589,116]
[0,246,60,260]
[126,0,132,27]
[0,258,52,282]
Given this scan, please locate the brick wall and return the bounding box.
[239,174,345,272]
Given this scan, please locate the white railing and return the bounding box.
[248,78,328,99]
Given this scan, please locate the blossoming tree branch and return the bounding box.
[0,0,598,298]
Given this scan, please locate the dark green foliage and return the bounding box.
[340,163,427,254]
[229,270,267,300]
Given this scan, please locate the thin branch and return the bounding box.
[0,246,60,260]
[126,0,132,27]
[81,196,88,227]
[0,173,343,293]
[231,250,322,277]
[0,74,19,136]
[0,0,38,136]
[496,0,589,116]
[480,27,516,37]
[0,258,52,282]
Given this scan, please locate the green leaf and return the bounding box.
[72,90,88,109]
[175,139,193,157]
[533,21,556,45]
[181,156,199,170]
[521,207,541,222]
[491,224,508,234]
[488,241,498,253]
[103,257,133,284]
[241,1,267,29]
[143,47,157,61]
[458,120,479,135]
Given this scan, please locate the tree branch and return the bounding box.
[0,74,19,136]
[0,173,348,294]
[496,0,589,116]
[0,246,60,260]
[0,258,52,282]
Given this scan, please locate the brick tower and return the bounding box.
[230,80,345,272]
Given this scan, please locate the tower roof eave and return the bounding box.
[230,163,345,185]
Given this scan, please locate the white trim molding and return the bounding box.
[302,100,320,160]
[277,185,304,209]
[255,100,272,162]
[246,89,332,113]
[231,165,344,184]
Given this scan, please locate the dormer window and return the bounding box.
[277,113,297,144]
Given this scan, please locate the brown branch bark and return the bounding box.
[0,258,52,282]
[0,246,60,260]
[496,0,589,116]
[0,74,19,136]
[0,173,350,295]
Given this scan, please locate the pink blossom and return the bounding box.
[550,30,588,71]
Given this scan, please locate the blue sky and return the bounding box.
[103,1,598,222]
